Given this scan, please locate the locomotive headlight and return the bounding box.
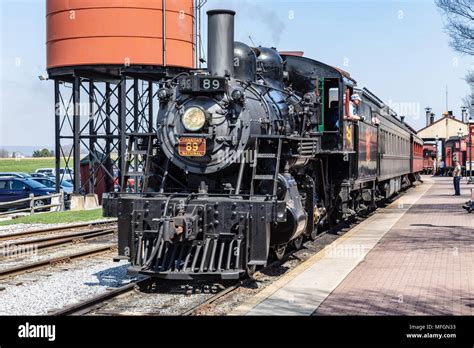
[182,107,206,131]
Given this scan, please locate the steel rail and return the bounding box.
[52,278,151,316]
[0,220,117,242]
[0,244,117,280]
[0,229,117,259]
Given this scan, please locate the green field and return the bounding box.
[0,208,107,226]
[0,157,68,174]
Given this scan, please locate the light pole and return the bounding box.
[468,117,473,184]
[435,135,439,175]
[457,129,464,173]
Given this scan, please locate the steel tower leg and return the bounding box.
[54,80,61,193]
[73,77,81,193]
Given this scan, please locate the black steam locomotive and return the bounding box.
[103,9,422,279]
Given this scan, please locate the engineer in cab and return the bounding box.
[345,94,365,122]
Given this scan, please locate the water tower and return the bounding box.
[46,0,204,195]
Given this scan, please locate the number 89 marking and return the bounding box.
[186,143,199,152]
[202,79,220,90]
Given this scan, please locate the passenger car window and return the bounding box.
[0,181,9,190]
[11,181,27,190]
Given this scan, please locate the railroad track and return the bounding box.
[50,212,369,317]
[0,228,117,257]
[0,244,117,280]
[52,277,151,316]
[50,187,412,316]
[0,219,117,242]
[0,221,119,280]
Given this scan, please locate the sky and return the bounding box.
[0,0,473,148]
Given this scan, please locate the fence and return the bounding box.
[0,190,65,217]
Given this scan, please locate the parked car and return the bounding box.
[0,172,32,179]
[112,168,136,192]
[35,168,74,183]
[31,177,73,194]
[35,168,54,176]
[31,177,72,210]
[0,177,55,211]
[30,173,50,178]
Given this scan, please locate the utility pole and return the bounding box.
[446,85,448,112]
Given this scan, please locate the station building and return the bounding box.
[418,109,474,174]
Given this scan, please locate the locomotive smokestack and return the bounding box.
[207,9,235,77]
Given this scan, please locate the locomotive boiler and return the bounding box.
[103,9,422,279]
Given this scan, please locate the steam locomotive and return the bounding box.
[103,9,423,279]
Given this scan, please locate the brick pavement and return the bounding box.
[314,176,474,315]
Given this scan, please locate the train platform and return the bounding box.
[232,176,474,315]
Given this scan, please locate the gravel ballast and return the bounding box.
[0,255,137,315]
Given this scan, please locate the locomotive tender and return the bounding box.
[103,9,423,279]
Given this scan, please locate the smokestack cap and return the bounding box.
[207,9,236,15]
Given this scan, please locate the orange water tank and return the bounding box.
[46,0,195,70]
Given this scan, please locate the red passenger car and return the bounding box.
[411,134,424,174]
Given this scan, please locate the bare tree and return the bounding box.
[0,149,9,158]
[466,70,474,84]
[462,94,471,107]
[464,71,474,106]
[436,0,474,55]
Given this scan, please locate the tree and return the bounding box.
[32,148,54,158]
[0,149,9,158]
[436,0,474,55]
[461,71,474,106]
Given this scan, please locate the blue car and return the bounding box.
[0,172,32,179]
[31,177,74,194]
[0,177,56,211]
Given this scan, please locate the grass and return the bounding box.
[0,157,69,174]
[0,208,107,226]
